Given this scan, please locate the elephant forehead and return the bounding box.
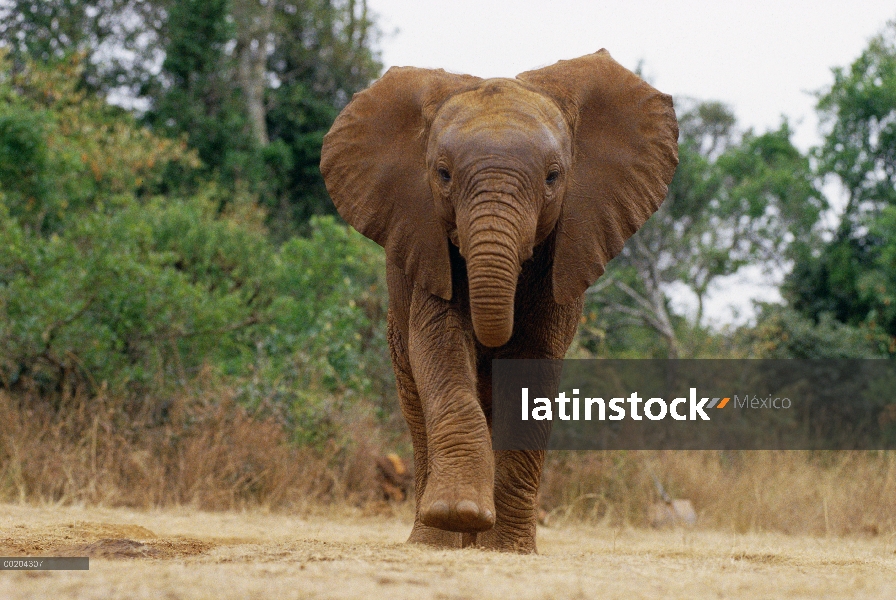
[430,80,570,159]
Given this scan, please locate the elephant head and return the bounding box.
[321,50,678,348]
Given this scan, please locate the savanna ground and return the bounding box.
[1,502,895,600]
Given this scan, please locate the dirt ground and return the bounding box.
[1,502,894,599]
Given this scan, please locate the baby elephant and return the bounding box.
[320,50,678,553]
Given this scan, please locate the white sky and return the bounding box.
[367,1,894,151]
[365,1,895,326]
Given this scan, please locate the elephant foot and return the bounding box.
[475,524,537,554]
[419,482,496,533]
[407,522,462,548]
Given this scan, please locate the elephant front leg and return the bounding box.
[408,292,496,533]
[388,311,462,548]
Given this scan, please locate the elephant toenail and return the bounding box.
[429,500,450,519]
[456,500,480,520]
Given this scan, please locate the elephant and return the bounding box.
[320,50,678,553]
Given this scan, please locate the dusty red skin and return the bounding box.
[321,50,679,553]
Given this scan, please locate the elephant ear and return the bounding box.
[320,67,480,301]
[518,50,679,305]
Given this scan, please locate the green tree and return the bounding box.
[0,0,164,96]
[143,0,382,233]
[817,19,896,222]
[0,52,197,235]
[786,19,896,341]
[143,0,260,192]
[262,0,382,234]
[2,0,383,234]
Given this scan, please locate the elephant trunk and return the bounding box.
[464,202,525,348]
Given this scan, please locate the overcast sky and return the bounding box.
[367,1,894,152]
[364,1,895,326]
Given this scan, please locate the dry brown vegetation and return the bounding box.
[3,386,896,598]
[2,385,896,538]
[540,450,896,536]
[0,384,391,511]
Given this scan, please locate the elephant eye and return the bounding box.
[546,169,560,185]
[438,167,451,182]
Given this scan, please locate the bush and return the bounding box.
[0,57,394,449]
[743,305,892,358]
[0,198,392,439]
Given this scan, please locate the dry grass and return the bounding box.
[540,450,896,536]
[0,383,387,511]
[1,503,894,600]
[3,384,896,538]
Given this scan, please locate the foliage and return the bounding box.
[247,216,391,445]
[816,20,896,219]
[0,57,391,447]
[1,0,383,235]
[0,0,165,96]
[787,20,896,341]
[0,196,259,393]
[263,78,339,237]
[140,0,383,235]
[143,0,261,194]
[0,194,389,407]
[262,0,383,235]
[0,52,198,234]
[741,305,892,358]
